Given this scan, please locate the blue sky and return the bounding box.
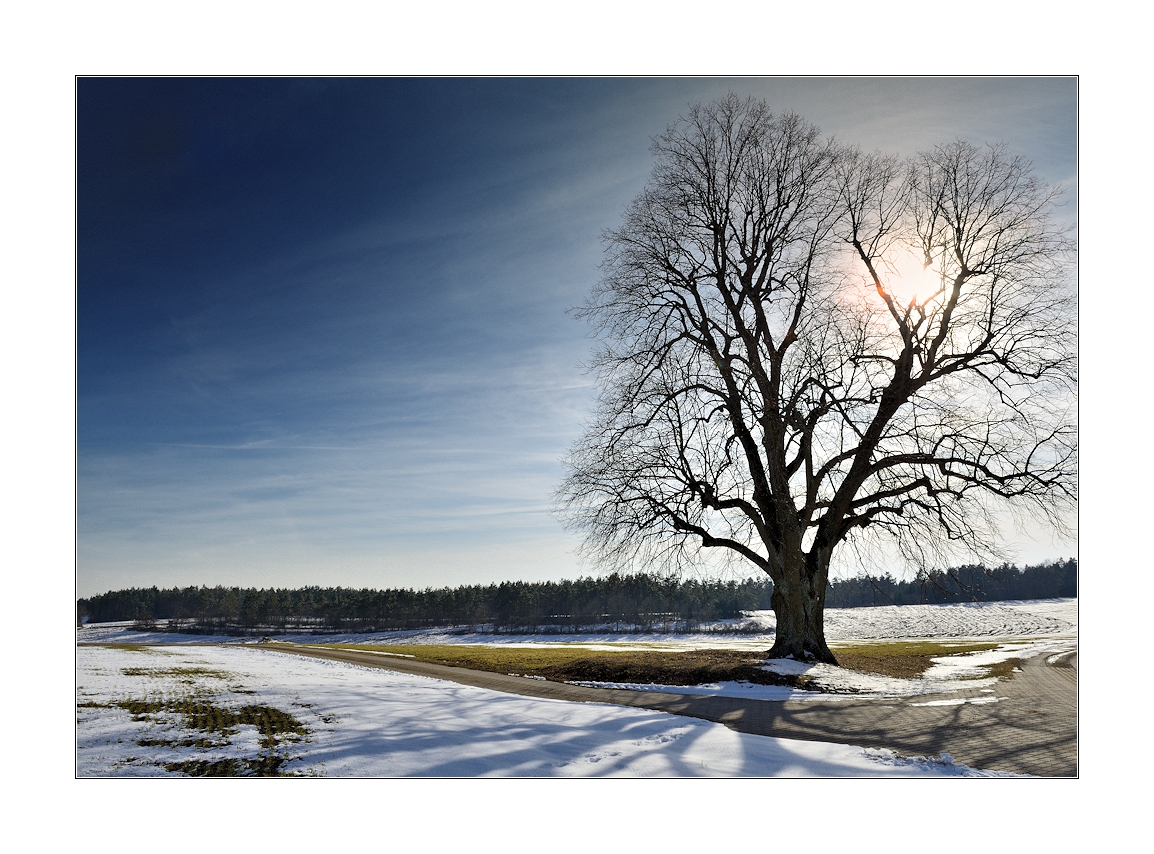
[77,78,1077,597]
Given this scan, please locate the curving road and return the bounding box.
[256,643,1076,777]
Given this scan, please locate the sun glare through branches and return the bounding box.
[876,247,945,309]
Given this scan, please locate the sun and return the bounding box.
[879,247,944,308]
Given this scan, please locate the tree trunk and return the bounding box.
[766,553,837,665]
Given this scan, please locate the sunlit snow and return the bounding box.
[76,644,1021,777]
[77,599,1074,776]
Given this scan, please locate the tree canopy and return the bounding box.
[557,95,1075,662]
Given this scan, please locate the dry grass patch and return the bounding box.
[82,655,311,776]
[95,644,173,654]
[311,639,1019,684]
[830,641,1002,679]
[337,643,611,673]
[326,644,814,688]
[108,693,310,776]
[983,658,1019,680]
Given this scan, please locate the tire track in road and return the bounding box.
[255,642,1076,777]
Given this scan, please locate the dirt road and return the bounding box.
[256,642,1076,777]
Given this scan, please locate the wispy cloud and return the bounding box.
[78,78,1076,596]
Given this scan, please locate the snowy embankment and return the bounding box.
[76,644,1016,777]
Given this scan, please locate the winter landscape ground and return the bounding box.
[76,598,1076,777]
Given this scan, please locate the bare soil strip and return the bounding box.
[256,643,1076,777]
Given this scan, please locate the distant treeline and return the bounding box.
[77,559,1075,635]
[824,559,1076,608]
[77,573,767,634]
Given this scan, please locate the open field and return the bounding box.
[78,597,1077,647]
[76,643,1026,777]
[76,598,1075,776]
[79,597,1076,700]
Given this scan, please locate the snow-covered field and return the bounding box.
[76,599,1074,777]
[76,644,1016,777]
[77,597,1077,648]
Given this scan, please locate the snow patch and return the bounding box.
[861,748,1021,777]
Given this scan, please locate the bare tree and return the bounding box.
[557,95,1075,663]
